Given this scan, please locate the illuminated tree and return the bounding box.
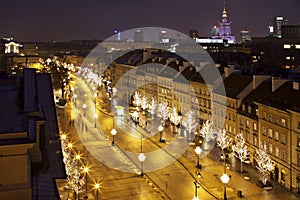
[182,110,198,141]
[148,98,157,119]
[133,91,142,107]
[40,57,72,98]
[233,133,250,172]
[157,102,169,125]
[255,148,274,185]
[199,120,216,142]
[169,107,181,132]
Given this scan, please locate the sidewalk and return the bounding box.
[116,116,299,200]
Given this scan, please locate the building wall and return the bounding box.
[0,143,34,200]
[257,104,292,189]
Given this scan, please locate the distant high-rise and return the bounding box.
[240,29,251,43]
[212,1,236,43]
[134,29,144,42]
[189,29,199,40]
[267,16,288,38]
[159,30,170,43]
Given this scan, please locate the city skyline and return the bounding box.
[0,0,299,42]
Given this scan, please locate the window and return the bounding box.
[248,105,252,114]
[298,138,300,147]
[281,119,286,127]
[281,134,286,144]
[275,131,279,141]
[229,125,232,133]
[246,120,250,128]
[246,131,250,142]
[263,127,267,136]
[240,117,244,126]
[275,146,279,157]
[225,124,228,131]
[262,112,267,119]
[281,150,286,161]
[269,144,273,154]
[254,135,258,147]
[253,122,257,131]
[268,114,272,122]
[298,121,300,129]
[262,141,267,151]
[298,153,300,166]
[268,129,273,138]
[275,116,279,124]
[281,171,286,182]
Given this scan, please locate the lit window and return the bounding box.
[295,44,300,49]
[253,122,257,131]
[275,146,279,157]
[268,129,273,138]
[246,120,250,128]
[285,56,291,60]
[275,131,279,141]
[284,44,291,49]
[269,144,273,154]
[281,119,286,127]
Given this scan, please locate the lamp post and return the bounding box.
[195,146,202,169]
[94,113,98,128]
[193,181,200,200]
[83,166,89,196]
[138,135,146,176]
[82,103,87,116]
[111,128,117,146]
[138,152,146,176]
[94,183,101,200]
[158,124,164,142]
[220,174,230,200]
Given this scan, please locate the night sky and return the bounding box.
[1,0,300,42]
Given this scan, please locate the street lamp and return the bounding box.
[94,113,98,128]
[158,124,164,142]
[138,152,146,176]
[94,183,101,200]
[82,103,87,116]
[111,128,117,146]
[195,146,202,169]
[220,174,230,200]
[83,166,89,195]
[193,181,200,200]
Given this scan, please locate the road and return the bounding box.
[57,76,299,200]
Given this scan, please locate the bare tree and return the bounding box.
[233,133,250,172]
[255,148,274,185]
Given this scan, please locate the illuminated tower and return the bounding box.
[212,1,236,43]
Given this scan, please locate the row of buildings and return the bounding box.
[100,47,300,194]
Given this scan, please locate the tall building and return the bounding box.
[134,29,144,42]
[240,29,251,43]
[189,30,199,40]
[212,1,236,43]
[268,16,288,38]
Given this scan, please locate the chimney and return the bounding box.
[253,75,270,89]
[272,77,288,92]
